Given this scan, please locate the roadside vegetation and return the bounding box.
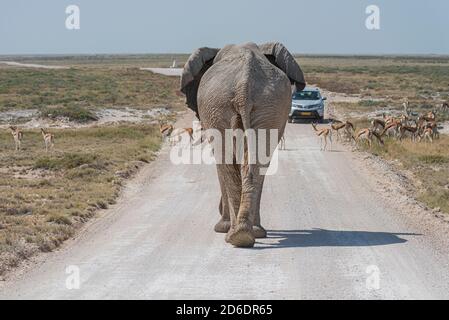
[0,56,187,275]
[0,65,183,113]
[0,124,161,275]
[320,55,449,215]
[299,55,449,108]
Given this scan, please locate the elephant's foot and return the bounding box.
[214,219,231,233]
[253,225,267,238]
[226,221,255,248]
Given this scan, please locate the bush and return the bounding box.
[46,214,72,225]
[418,155,449,164]
[40,105,98,123]
[34,153,99,170]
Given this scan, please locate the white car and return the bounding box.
[289,87,326,122]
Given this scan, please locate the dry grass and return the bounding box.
[297,55,449,108]
[0,124,161,275]
[346,116,449,216]
[0,56,185,275]
[367,135,449,213]
[0,65,183,112]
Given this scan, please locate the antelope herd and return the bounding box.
[7,101,446,153]
[310,100,446,151]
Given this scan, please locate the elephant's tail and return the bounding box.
[232,63,253,132]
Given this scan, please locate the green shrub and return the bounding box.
[34,153,99,170]
[40,105,98,123]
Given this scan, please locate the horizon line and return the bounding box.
[1,52,449,58]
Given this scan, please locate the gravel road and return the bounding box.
[1,114,449,300]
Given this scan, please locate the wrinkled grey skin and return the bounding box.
[181,42,305,247]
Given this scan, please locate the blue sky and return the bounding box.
[1,0,448,55]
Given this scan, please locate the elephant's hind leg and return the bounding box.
[251,173,267,238]
[214,195,231,233]
[226,163,267,248]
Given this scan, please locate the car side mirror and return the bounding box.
[322,97,327,101]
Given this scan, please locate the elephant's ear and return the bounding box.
[259,42,306,91]
[180,47,220,118]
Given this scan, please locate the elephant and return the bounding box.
[180,42,306,247]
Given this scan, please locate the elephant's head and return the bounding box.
[180,42,306,119]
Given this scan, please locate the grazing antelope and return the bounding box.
[353,128,384,148]
[311,123,332,151]
[381,120,400,138]
[399,124,419,142]
[9,126,23,151]
[418,127,433,143]
[169,127,194,146]
[331,121,346,141]
[353,128,372,148]
[419,112,436,123]
[344,120,355,140]
[41,128,54,152]
[425,121,440,140]
[426,110,436,121]
[159,123,174,138]
[442,102,449,113]
[371,118,385,132]
[383,114,396,126]
[372,130,385,146]
[403,99,409,115]
[184,127,194,142]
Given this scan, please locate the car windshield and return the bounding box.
[293,91,320,100]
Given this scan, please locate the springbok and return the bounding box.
[331,122,346,141]
[41,128,55,152]
[159,123,174,138]
[442,102,449,113]
[381,120,400,138]
[399,124,419,142]
[169,127,194,146]
[353,128,384,148]
[9,126,23,151]
[371,118,385,132]
[311,123,332,151]
[418,127,433,143]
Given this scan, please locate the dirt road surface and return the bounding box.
[1,114,449,300]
